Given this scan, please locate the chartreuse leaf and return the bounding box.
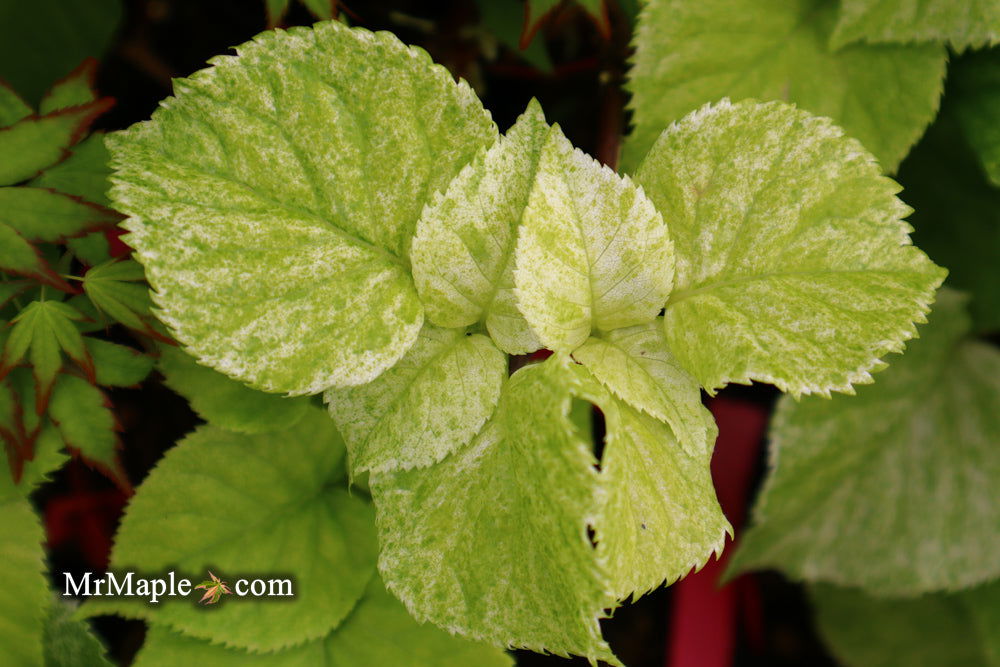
[97,408,376,652]
[623,0,946,172]
[0,81,31,127]
[568,363,729,602]
[84,338,154,387]
[572,320,707,456]
[82,259,156,333]
[636,100,946,396]
[158,344,310,434]
[810,582,1000,667]
[0,100,112,185]
[109,21,497,395]
[132,577,511,667]
[831,0,1000,51]
[1,300,94,404]
[39,59,100,115]
[514,125,673,353]
[411,100,549,354]
[326,324,505,474]
[730,290,1000,595]
[371,355,618,664]
[44,599,113,667]
[0,187,117,242]
[0,496,48,666]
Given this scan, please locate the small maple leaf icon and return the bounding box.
[194,571,233,605]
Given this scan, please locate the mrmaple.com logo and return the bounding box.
[63,570,294,604]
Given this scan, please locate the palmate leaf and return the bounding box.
[93,408,376,652]
[411,100,549,354]
[810,582,1000,667]
[623,0,946,172]
[730,290,1000,596]
[831,0,1000,51]
[131,577,512,667]
[636,100,945,396]
[514,124,673,353]
[109,21,497,395]
[158,345,310,434]
[372,355,727,663]
[82,259,160,336]
[1,300,94,408]
[326,324,506,474]
[32,133,111,206]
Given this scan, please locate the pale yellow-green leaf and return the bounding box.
[411,100,549,354]
[326,324,506,474]
[108,21,497,394]
[731,291,1000,596]
[514,126,673,353]
[637,100,946,396]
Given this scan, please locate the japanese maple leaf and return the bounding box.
[194,571,233,605]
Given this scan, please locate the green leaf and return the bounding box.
[82,259,156,334]
[32,133,112,206]
[0,222,72,291]
[0,81,31,128]
[623,0,946,172]
[514,125,673,353]
[326,324,506,474]
[43,599,113,667]
[636,100,946,396]
[831,0,1000,51]
[0,187,117,242]
[810,583,1000,667]
[730,290,1000,595]
[85,338,154,387]
[371,355,618,664]
[476,0,553,72]
[0,496,48,666]
[0,100,112,185]
[0,0,121,105]
[572,320,707,456]
[131,577,512,667]
[2,300,94,405]
[411,100,549,354]
[109,21,497,394]
[157,344,310,434]
[39,59,99,115]
[48,374,124,486]
[103,408,376,652]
